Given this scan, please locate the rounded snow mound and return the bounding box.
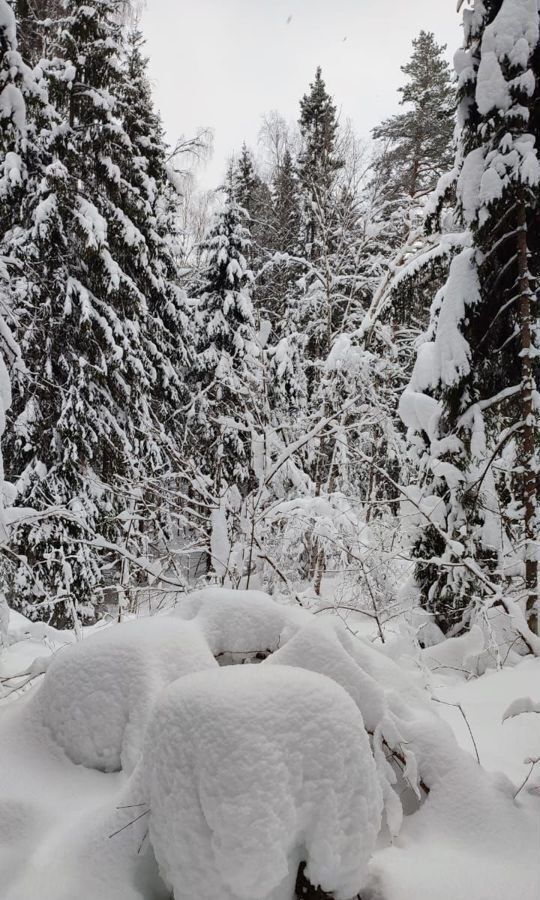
[264,617,388,731]
[36,617,217,773]
[145,664,382,900]
[171,587,309,662]
[264,617,458,835]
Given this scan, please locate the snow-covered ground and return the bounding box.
[1,591,539,900]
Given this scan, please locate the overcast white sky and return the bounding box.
[141,0,463,187]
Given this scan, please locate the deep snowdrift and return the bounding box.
[0,588,539,900]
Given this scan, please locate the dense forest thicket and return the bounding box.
[0,0,539,652]
[1,5,540,900]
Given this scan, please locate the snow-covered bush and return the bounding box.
[36,618,217,772]
[144,664,382,900]
[171,587,309,662]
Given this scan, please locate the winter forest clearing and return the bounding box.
[0,0,540,898]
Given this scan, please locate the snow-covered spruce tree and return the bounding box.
[227,142,275,361]
[0,0,52,234]
[0,0,29,640]
[0,0,68,634]
[116,29,189,433]
[401,0,540,637]
[293,69,345,370]
[229,143,271,257]
[4,2,187,625]
[269,147,302,261]
[187,199,259,580]
[297,66,343,261]
[103,27,192,605]
[263,146,307,412]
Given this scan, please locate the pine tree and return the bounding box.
[373,31,455,215]
[367,30,458,350]
[401,0,540,638]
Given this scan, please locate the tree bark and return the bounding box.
[516,196,538,635]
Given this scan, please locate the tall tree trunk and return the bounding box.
[516,196,538,635]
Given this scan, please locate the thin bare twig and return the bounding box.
[432,697,481,765]
[108,809,150,839]
[514,757,540,800]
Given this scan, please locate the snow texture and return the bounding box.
[503,694,540,719]
[145,664,382,900]
[36,617,217,772]
[0,0,17,46]
[1,602,539,900]
[210,505,230,578]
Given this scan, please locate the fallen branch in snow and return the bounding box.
[215,648,272,661]
[116,803,148,810]
[0,672,40,700]
[381,739,430,797]
[0,655,50,701]
[137,828,149,855]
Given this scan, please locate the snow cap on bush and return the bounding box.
[37,617,217,773]
[145,664,383,900]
